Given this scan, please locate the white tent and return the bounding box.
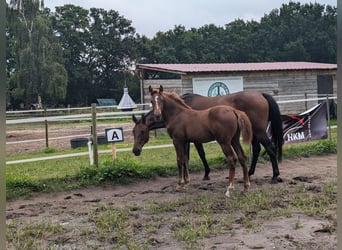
[117,87,137,111]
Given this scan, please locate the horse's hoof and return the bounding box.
[225,190,231,197]
[225,185,234,197]
[202,176,210,181]
[244,183,250,192]
[176,183,189,191]
[176,184,183,191]
[271,176,283,184]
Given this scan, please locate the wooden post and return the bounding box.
[91,103,99,167]
[111,123,117,160]
[326,95,332,141]
[304,92,308,111]
[44,107,48,148]
[112,143,117,160]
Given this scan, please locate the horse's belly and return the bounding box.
[186,130,215,143]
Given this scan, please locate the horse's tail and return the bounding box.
[262,93,284,162]
[234,110,253,145]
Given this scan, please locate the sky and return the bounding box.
[44,0,337,38]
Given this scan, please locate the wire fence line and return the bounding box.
[6,110,148,124]
[6,133,92,145]
[6,95,337,165]
[5,103,151,115]
[6,144,174,165]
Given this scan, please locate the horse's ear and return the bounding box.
[148,85,153,94]
[141,114,146,123]
[159,85,163,93]
[132,114,138,124]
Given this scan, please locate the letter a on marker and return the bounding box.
[112,131,120,140]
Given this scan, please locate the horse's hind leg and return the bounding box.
[232,137,250,192]
[218,143,237,197]
[248,137,261,177]
[194,143,210,180]
[258,134,280,183]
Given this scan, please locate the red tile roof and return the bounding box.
[137,62,337,74]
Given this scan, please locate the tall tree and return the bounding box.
[88,8,138,101]
[6,0,67,108]
[51,4,92,106]
[52,5,140,105]
[258,2,336,62]
[140,2,336,65]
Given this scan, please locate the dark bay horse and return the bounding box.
[132,89,283,183]
[149,85,253,197]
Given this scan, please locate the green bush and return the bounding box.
[283,139,336,159]
[6,175,46,199]
[78,157,162,184]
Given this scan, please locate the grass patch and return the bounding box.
[172,214,212,249]
[88,204,149,249]
[6,220,66,249]
[290,181,337,217]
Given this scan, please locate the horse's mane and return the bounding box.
[164,92,192,110]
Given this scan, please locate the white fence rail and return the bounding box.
[6,110,149,124]
[6,144,174,165]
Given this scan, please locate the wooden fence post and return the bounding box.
[112,143,117,160]
[91,103,99,167]
[304,92,308,110]
[44,107,48,148]
[326,95,331,140]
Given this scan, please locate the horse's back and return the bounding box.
[207,105,239,132]
[226,91,268,112]
[183,91,269,131]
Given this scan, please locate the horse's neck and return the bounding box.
[148,119,165,130]
[162,95,189,121]
[144,111,165,129]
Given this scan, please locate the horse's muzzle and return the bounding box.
[132,148,141,156]
[155,114,162,121]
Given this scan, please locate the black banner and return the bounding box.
[281,102,327,144]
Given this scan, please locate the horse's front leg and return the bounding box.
[174,141,187,190]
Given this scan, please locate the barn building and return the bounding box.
[136,61,337,114]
